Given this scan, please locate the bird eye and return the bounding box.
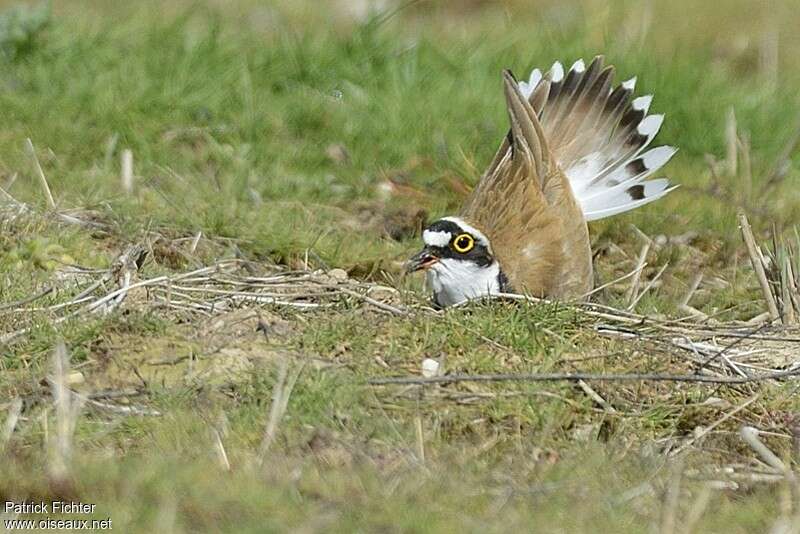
[452,233,474,253]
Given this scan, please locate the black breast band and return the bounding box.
[497,270,512,293]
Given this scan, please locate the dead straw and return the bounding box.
[738,212,780,322]
[368,367,800,387]
[25,138,56,209]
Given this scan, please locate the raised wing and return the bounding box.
[460,71,592,298]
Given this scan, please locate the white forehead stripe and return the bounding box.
[440,217,490,247]
[423,230,451,247]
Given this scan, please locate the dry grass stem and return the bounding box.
[738,218,800,325]
[738,213,780,322]
[659,463,683,534]
[190,231,203,253]
[212,426,231,471]
[103,132,119,169]
[582,262,647,300]
[370,369,800,387]
[121,148,134,194]
[725,107,737,176]
[24,137,56,209]
[338,286,408,316]
[258,356,290,463]
[86,398,161,416]
[628,261,669,311]
[47,342,86,482]
[414,415,425,463]
[626,242,651,307]
[577,380,616,413]
[738,132,752,196]
[740,426,793,477]
[680,273,704,308]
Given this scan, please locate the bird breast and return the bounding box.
[425,258,502,307]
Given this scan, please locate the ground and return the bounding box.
[2,0,800,532]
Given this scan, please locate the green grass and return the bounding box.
[2,0,800,531]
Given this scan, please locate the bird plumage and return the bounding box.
[409,55,676,305]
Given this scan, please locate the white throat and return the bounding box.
[425,258,501,307]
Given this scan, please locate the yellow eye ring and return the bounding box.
[452,233,474,253]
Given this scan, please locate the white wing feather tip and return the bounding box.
[621,76,637,90]
[518,68,543,99]
[632,95,653,112]
[637,114,664,137]
[641,146,677,169]
[571,59,586,73]
[550,62,564,82]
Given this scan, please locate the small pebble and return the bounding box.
[421,358,439,378]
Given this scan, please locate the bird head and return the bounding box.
[406,217,503,307]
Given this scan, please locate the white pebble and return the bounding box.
[421,358,440,378]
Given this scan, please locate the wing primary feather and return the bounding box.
[583,184,678,221]
[529,78,551,114]
[502,69,549,181]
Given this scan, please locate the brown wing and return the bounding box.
[460,71,592,298]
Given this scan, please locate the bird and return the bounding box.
[406,56,677,307]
